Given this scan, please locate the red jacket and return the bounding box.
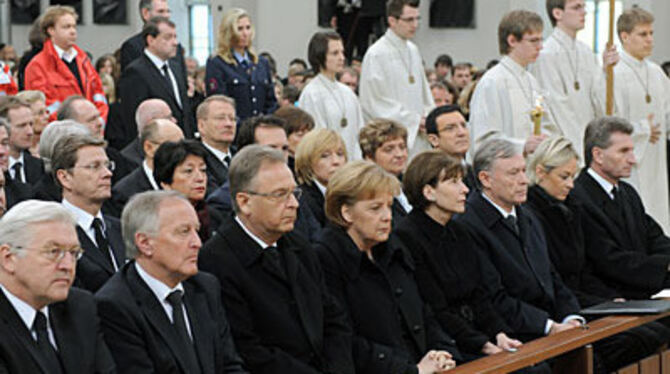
[24,39,108,122]
[0,63,17,97]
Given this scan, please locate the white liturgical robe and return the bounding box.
[531,28,606,159]
[469,56,560,151]
[359,28,434,157]
[613,50,670,233]
[299,74,364,160]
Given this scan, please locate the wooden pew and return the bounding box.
[448,312,670,374]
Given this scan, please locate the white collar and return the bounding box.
[395,191,413,213]
[0,284,49,333]
[201,141,231,165]
[144,49,168,71]
[385,28,409,48]
[587,168,616,199]
[313,180,327,196]
[234,215,277,249]
[53,43,77,62]
[61,198,104,231]
[9,153,24,168]
[481,191,517,218]
[500,56,527,76]
[553,27,577,47]
[134,262,184,303]
[142,160,159,190]
[621,49,647,68]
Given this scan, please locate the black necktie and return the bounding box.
[161,64,173,89]
[223,155,231,168]
[165,290,201,374]
[33,312,63,374]
[11,162,22,182]
[611,186,620,204]
[91,218,114,270]
[264,246,286,279]
[504,215,520,236]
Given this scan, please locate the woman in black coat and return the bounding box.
[397,150,522,358]
[205,8,277,121]
[315,160,459,374]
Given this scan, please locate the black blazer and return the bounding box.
[4,174,32,209]
[95,262,247,374]
[0,287,116,374]
[315,225,461,373]
[74,215,126,292]
[299,183,326,227]
[198,217,354,374]
[526,185,619,307]
[119,54,194,138]
[570,170,670,299]
[23,150,45,185]
[109,167,154,217]
[30,173,61,202]
[456,193,581,339]
[120,138,143,168]
[394,210,511,355]
[201,143,231,191]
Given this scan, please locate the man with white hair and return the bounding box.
[0,200,116,373]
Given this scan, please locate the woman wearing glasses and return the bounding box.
[153,140,222,241]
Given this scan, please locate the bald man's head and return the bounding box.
[135,99,176,135]
[140,118,184,165]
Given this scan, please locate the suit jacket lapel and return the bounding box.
[203,148,228,185]
[143,55,180,109]
[0,291,51,374]
[183,281,213,374]
[76,226,115,274]
[577,172,628,244]
[49,302,79,373]
[127,265,194,374]
[104,217,126,268]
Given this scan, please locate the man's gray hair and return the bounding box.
[0,200,76,254]
[122,190,188,259]
[229,145,286,213]
[39,120,90,173]
[473,138,522,186]
[583,116,633,167]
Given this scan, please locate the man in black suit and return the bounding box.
[53,132,125,292]
[95,190,247,373]
[56,95,134,184]
[0,96,44,186]
[119,16,194,138]
[0,119,31,208]
[571,116,670,299]
[120,0,185,75]
[199,145,354,374]
[121,98,176,167]
[0,200,116,373]
[110,118,183,216]
[197,95,236,191]
[459,138,666,372]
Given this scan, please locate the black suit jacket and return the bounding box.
[198,217,354,374]
[0,287,116,374]
[31,173,61,202]
[4,174,32,209]
[75,215,126,292]
[456,193,581,339]
[570,170,670,298]
[109,167,154,217]
[120,33,186,77]
[119,54,194,138]
[120,138,143,168]
[315,224,461,373]
[23,150,45,185]
[95,262,247,373]
[299,183,326,228]
[201,143,231,191]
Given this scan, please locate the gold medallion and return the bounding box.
[409,75,415,84]
[646,94,652,103]
[574,81,580,91]
[340,117,348,127]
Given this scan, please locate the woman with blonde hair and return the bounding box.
[314,160,460,374]
[294,128,346,228]
[205,8,277,121]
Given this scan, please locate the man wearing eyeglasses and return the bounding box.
[469,10,558,155]
[359,0,434,158]
[0,200,116,373]
[199,145,354,374]
[52,132,125,292]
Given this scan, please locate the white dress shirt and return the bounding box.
[0,285,57,348]
[8,153,25,182]
[142,160,159,190]
[144,49,182,108]
[61,199,119,270]
[235,215,276,249]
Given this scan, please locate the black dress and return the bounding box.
[315,224,461,374]
[394,210,512,356]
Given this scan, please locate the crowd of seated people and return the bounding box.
[2,0,670,373]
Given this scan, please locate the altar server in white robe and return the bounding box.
[469,10,559,154]
[532,0,618,159]
[359,0,434,157]
[613,7,670,233]
[300,31,363,160]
